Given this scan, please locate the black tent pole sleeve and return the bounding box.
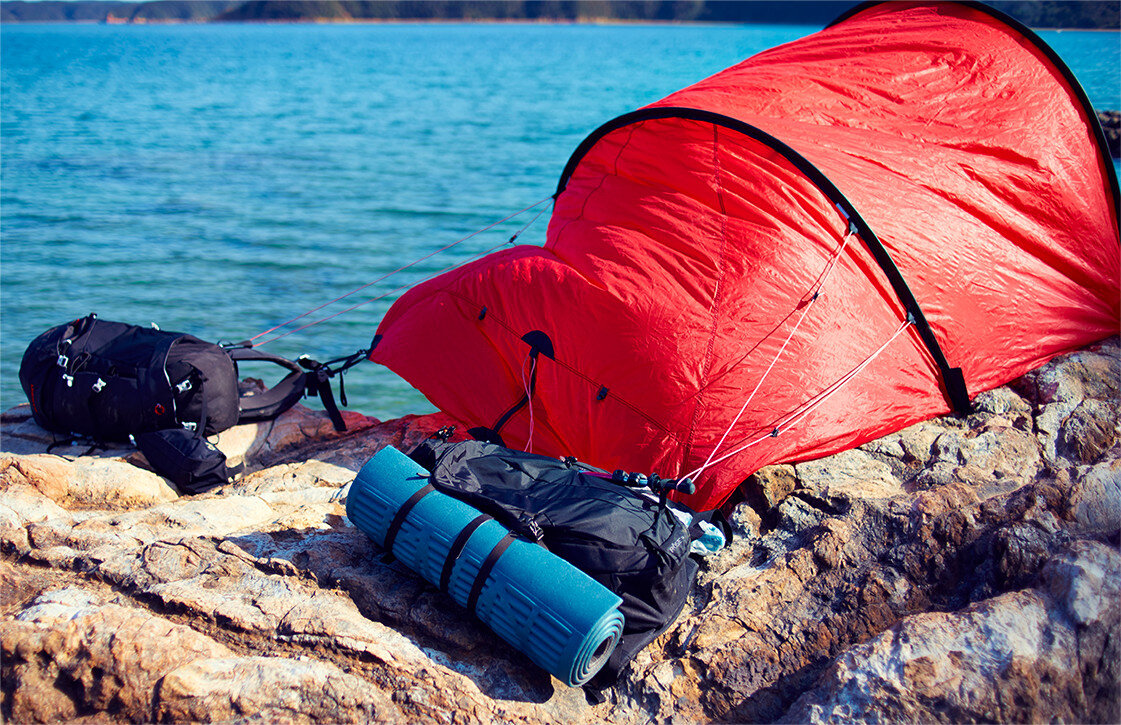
[556,106,972,415]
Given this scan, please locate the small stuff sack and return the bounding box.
[134,428,241,495]
[19,314,240,441]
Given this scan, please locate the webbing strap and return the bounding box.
[308,368,347,432]
[383,484,434,553]
[467,532,517,613]
[439,513,492,594]
[470,330,556,445]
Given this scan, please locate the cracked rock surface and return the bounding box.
[2,338,1118,723]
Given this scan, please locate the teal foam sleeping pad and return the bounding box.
[345,445,625,687]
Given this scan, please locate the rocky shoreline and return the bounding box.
[2,338,1118,723]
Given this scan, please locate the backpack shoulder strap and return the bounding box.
[225,346,350,432]
[226,346,310,424]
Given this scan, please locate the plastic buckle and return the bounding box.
[57,354,70,368]
[175,379,192,394]
[92,378,107,393]
[62,374,74,388]
[182,422,197,432]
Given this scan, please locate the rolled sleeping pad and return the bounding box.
[346,445,625,687]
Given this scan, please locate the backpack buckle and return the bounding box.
[92,378,107,393]
[175,378,193,394]
[182,421,197,432]
[57,354,70,368]
[62,373,74,387]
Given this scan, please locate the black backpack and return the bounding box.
[19,314,349,489]
[408,436,730,687]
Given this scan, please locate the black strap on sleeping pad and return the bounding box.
[382,483,435,554]
[467,531,517,613]
[440,513,493,594]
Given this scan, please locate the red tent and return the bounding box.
[371,0,1120,510]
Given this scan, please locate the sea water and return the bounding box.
[2,22,1118,420]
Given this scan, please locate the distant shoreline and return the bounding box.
[5,17,1120,31]
[8,18,823,26]
[6,17,1121,31]
[3,0,1118,29]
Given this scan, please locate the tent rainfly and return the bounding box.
[370,0,1120,510]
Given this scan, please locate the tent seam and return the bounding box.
[684,124,731,464]
[552,123,642,248]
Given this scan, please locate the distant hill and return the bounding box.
[1,0,238,23]
[2,0,1118,28]
[211,1,866,24]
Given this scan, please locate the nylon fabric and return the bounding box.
[370,1,1120,510]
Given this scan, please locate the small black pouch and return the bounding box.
[135,428,242,495]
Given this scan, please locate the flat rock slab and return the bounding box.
[2,337,1119,723]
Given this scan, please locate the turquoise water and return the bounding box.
[2,23,1118,420]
